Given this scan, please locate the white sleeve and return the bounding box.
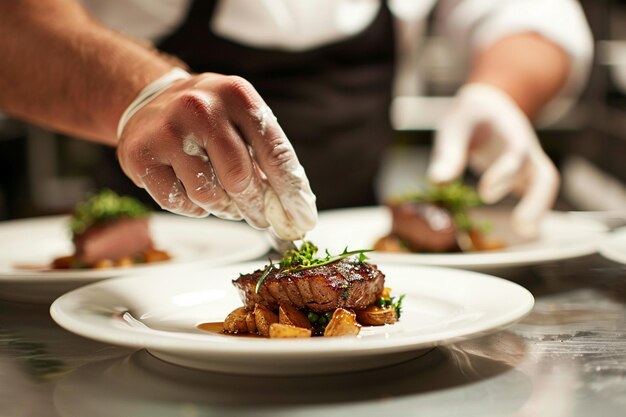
[436,0,594,125]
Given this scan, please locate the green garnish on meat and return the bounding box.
[255,241,373,293]
[393,181,483,231]
[69,189,151,235]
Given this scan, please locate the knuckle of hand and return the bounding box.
[222,75,257,109]
[121,138,152,170]
[177,92,212,118]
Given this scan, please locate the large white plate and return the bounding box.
[50,262,534,375]
[0,214,268,302]
[600,227,626,264]
[307,207,608,271]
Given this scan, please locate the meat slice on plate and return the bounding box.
[73,217,153,266]
[233,259,385,313]
[388,202,459,252]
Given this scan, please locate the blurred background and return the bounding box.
[0,0,624,220]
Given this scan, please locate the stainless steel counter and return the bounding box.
[1,255,625,417]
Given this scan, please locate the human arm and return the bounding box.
[0,0,317,239]
[468,33,570,119]
[0,0,174,144]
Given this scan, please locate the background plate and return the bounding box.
[307,207,608,271]
[51,262,534,375]
[0,214,269,302]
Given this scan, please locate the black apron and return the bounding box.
[158,1,396,210]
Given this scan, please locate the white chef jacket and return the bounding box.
[80,0,593,121]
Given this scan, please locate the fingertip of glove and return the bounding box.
[426,163,456,184]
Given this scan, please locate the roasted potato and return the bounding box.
[144,248,172,263]
[373,235,410,253]
[223,307,249,334]
[93,259,114,269]
[279,304,312,329]
[51,255,74,269]
[468,229,505,251]
[379,287,392,299]
[116,256,134,268]
[324,308,361,337]
[269,323,312,338]
[245,311,257,333]
[356,305,397,326]
[254,304,279,337]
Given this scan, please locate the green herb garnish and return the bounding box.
[255,241,373,293]
[392,294,406,319]
[69,189,151,235]
[305,310,334,333]
[376,293,406,319]
[393,181,483,231]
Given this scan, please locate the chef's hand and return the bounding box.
[117,70,317,240]
[427,83,559,237]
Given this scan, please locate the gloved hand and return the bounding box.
[427,83,559,237]
[117,69,317,240]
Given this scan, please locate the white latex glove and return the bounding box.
[427,83,559,237]
[117,69,317,240]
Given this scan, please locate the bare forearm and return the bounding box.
[0,0,177,144]
[468,33,570,119]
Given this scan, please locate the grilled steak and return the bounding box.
[234,259,385,313]
[74,217,153,266]
[389,202,459,252]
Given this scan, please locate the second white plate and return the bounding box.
[307,207,608,270]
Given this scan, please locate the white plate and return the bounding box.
[0,214,269,302]
[600,227,626,264]
[307,207,608,271]
[50,262,534,375]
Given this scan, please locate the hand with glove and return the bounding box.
[427,83,559,237]
[0,2,317,241]
[427,33,571,237]
[117,70,317,241]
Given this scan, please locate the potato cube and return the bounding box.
[269,323,312,338]
[355,305,397,326]
[254,304,279,337]
[223,307,249,334]
[324,308,361,337]
[279,304,312,329]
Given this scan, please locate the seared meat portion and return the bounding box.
[74,217,153,266]
[234,259,385,313]
[389,202,460,252]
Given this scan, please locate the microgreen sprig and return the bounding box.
[393,181,483,231]
[255,241,373,293]
[69,189,150,235]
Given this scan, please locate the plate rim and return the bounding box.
[50,262,534,356]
